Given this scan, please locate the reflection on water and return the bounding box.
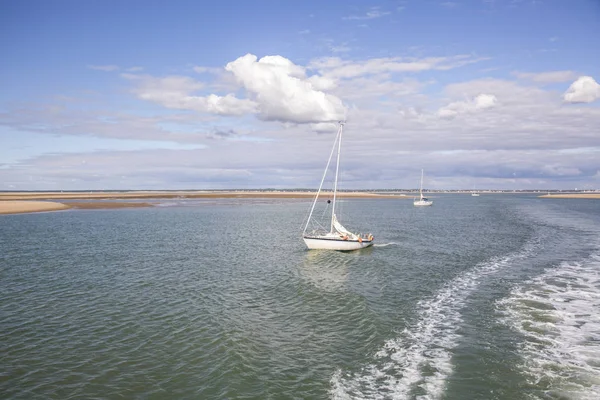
[299,250,351,291]
[299,247,374,291]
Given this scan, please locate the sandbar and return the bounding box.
[0,200,155,215]
[66,202,154,209]
[0,191,407,215]
[539,193,600,199]
[0,201,70,215]
[0,191,399,201]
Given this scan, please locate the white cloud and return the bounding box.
[334,76,424,101]
[193,66,222,74]
[563,76,600,103]
[437,94,498,118]
[514,70,577,83]
[224,54,347,123]
[343,8,391,20]
[310,122,338,133]
[8,52,600,191]
[123,74,256,115]
[331,45,352,53]
[442,78,551,106]
[122,55,348,124]
[309,55,488,79]
[307,75,337,91]
[88,65,119,71]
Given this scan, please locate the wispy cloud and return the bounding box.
[513,70,577,83]
[193,66,222,74]
[343,7,391,20]
[87,65,119,72]
[309,54,489,80]
[440,2,459,8]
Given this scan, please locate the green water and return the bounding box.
[1,195,599,399]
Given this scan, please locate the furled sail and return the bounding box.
[332,214,354,236]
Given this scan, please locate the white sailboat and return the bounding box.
[302,123,374,251]
[413,169,433,207]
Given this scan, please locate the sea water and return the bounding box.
[1,195,599,399]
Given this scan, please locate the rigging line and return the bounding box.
[302,124,342,235]
[330,122,343,233]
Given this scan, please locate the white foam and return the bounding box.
[373,242,397,248]
[497,253,600,400]
[331,239,540,399]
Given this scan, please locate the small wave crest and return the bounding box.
[497,253,600,400]
[330,238,541,399]
[373,242,397,248]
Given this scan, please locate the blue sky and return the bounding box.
[1,0,599,190]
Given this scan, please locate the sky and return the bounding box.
[1,0,599,191]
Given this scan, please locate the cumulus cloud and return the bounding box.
[563,76,600,103]
[225,54,347,123]
[437,94,498,118]
[124,54,347,125]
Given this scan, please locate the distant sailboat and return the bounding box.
[302,123,374,251]
[413,169,433,207]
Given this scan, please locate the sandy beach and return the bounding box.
[0,201,71,215]
[0,191,403,215]
[0,200,154,215]
[539,193,600,199]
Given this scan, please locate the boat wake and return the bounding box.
[497,252,600,400]
[330,238,541,399]
[373,242,397,248]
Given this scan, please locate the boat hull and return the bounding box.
[303,236,374,251]
[413,200,433,206]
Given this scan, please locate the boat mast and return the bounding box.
[420,169,424,200]
[302,122,341,235]
[330,122,343,233]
